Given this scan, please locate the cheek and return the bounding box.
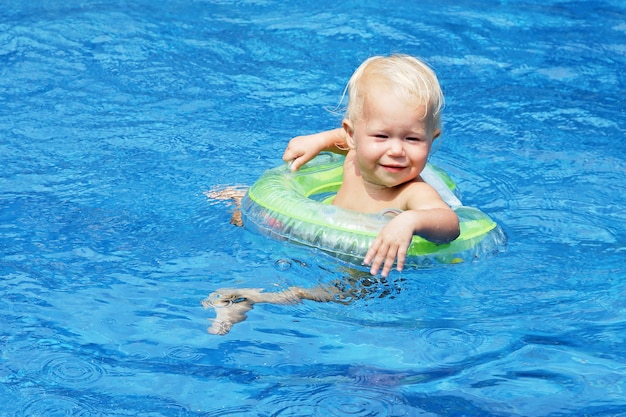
[407,146,431,165]
[356,142,384,161]
[418,141,433,154]
[354,146,381,170]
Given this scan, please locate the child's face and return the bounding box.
[344,84,438,190]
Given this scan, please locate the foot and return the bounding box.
[204,186,247,204]
[202,288,264,335]
[204,186,247,227]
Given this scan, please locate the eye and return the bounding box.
[374,134,388,139]
[406,137,423,142]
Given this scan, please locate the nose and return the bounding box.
[387,138,405,156]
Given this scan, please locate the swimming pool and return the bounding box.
[1,0,625,415]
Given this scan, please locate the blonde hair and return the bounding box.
[343,54,444,132]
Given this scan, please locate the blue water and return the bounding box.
[1,0,625,415]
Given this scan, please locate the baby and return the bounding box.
[283,54,459,277]
[205,54,460,334]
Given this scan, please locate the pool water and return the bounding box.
[1,0,625,415]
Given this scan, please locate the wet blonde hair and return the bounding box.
[343,54,444,133]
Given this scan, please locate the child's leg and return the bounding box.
[202,286,345,335]
[204,186,247,226]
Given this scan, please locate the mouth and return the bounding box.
[380,164,407,173]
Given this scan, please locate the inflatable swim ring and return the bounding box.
[241,153,504,267]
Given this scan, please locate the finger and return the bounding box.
[289,157,303,172]
[396,245,408,273]
[281,148,293,163]
[282,145,300,164]
[364,238,381,266]
[369,244,390,276]
[380,246,398,278]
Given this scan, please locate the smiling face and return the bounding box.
[343,81,439,190]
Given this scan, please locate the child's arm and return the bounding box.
[364,187,460,278]
[282,128,347,171]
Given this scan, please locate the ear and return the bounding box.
[432,128,441,141]
[342,119,356,149]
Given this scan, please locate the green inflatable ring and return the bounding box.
[241,153,504,267]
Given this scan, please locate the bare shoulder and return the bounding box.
[402,179,450,210]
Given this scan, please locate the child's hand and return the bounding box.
[282,129,347,171]
[282,133,327,171]
[363,212,416,278]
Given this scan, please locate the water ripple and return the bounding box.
[255,384,410,417]
[419,327,486,364]
[17,392,101,417]
[199,405,257,416]
[41,353,105,388]
[164,344,204,362]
